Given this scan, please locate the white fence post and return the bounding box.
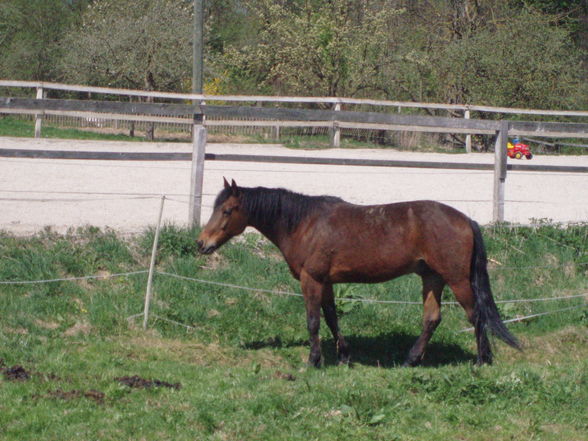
[189,115,207,227]
[34,87,44,138]
[464,109,472,153]
[493,121,509,223]
[143,195,166,330]
[330,102,341,148]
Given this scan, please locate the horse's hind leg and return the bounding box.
[321,284,350,365]
[403,273,444,367]
[448,279,492,365]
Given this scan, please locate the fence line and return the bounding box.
[130,303,588,334]
[0,196,161,203]
[1,189,193,197]
[6,146,586,174]
[460,304,588,332]
[0,194,524,207]
[0,250,584,331]
[0,262,585,287]
[501,304,587,323]
[2,80,588,118]
[156,271,306,300]
[154,270,587,306]
[0,270,148,285]
[148,314,199,331]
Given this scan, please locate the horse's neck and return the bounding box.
[243,188,331,256]
[249,217,287,250]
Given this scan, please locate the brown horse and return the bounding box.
[197,178,520,367]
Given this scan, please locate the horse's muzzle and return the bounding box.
[197,240,217,255]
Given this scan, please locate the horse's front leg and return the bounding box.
[300,270,323,367]
[321,284,350,365]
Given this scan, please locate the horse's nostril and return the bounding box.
[196,240,203,249]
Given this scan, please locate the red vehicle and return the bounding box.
[507,139,533,159]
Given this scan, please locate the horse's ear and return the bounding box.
[223,177,230,189]
[230,179,240,196]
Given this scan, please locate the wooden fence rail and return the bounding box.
[2,79,588,152]
[2,98,588,138]
[1,148,587,174]
[2,79,587,117]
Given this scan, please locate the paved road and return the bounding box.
[0,136,586,234]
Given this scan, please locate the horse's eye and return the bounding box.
[222,208,233,216]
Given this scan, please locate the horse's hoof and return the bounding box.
[475,357,493,367]
[338,357,351,367]
[308,354,322,368]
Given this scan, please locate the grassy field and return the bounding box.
[0,115,390,150]
[0,224,587,440]
[0,116,142,142]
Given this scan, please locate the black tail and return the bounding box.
[470,220,521,354]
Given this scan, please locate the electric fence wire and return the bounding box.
[0,270,148,285]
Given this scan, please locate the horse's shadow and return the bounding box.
[243,331,475,367]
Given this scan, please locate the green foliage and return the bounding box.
[334,284,365,316]
[59,0,193,91]
[2,0,586,112]
[0,0,84,81]
[436,9,586,109]
[211,0,587,110]
[213,0,404,96]
[139,224,202,261]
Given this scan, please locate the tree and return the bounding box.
[364,1,587,110]
[59,0,193,92]
[436,9,586,110]
[0,0,83,81]
[213,0,586,115]
[212,0,404,97]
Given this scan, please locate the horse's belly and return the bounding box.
[328,254,418,284]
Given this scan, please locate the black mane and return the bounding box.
[214,186,343,232]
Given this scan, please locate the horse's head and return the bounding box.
[197,178,248,254]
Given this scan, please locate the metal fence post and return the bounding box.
[493,121,509,223]
[34,87,44,138]
[143,195,166,330]
[189,113,207,227]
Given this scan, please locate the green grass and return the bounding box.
[0,224,587,440]
[0,116,142,142]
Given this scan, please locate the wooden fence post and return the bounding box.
[189,115,207,227]
[493,121,509,223]
[464,109,472,153]
[34,87,44,138]
[330,102,341,148]
[271,125,280,141]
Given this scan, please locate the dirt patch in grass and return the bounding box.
[63,320,93,337]
[44,389,106,404]
[3,365,31,381]
[116,375,181,390]
[273,370,296,381]
[1,362,63,383]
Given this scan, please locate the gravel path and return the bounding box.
[1,136,586,235]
